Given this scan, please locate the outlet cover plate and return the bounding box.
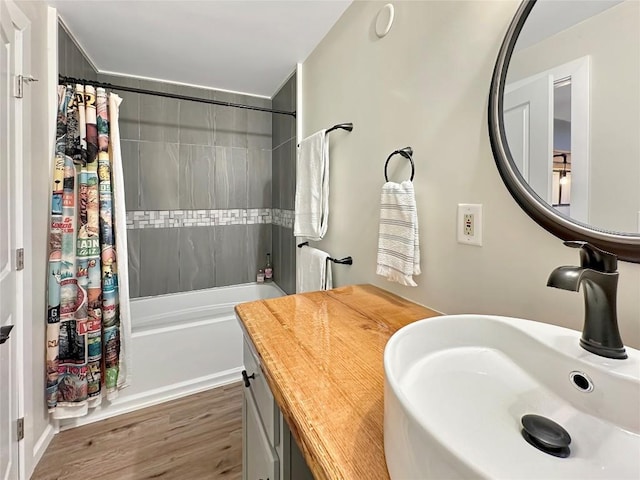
[458,204,483,246]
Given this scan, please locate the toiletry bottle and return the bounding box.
[257,269,265,283]
[265,253,273,281]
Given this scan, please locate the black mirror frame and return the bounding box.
[488,0,640,263]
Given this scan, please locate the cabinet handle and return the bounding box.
[241,369,255,387]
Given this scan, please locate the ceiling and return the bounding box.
[515,0,623,51]
[50,0,352,98]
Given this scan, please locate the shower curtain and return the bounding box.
[46,84,132,419]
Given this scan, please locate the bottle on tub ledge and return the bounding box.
[265,253,273,281]
[257,268,265,283]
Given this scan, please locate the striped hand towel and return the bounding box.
[376,180,421,287]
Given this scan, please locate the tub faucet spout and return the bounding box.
[547,241,627,360]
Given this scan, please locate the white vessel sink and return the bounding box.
[384,315,640,479]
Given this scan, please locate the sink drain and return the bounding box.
[569,371,594,392]
[521,414,571,458]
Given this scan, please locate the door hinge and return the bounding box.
[14,74,38,98]
[17,418,24,441]
[15,248,24,271]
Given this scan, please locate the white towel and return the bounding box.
[376,181,421,287]
[108,93,132,397]
[294,130,329,240]
[296,246,333,293]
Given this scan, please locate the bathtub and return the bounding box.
[60,282,284,429]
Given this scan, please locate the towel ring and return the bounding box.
[384,147,414,182]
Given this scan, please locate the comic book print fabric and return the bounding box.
[46,84,121,413]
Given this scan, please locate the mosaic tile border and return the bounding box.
[126,208,295,229]
[272,208,294,229]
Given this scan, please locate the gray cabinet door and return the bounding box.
[245,391,279,480]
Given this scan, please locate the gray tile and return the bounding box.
[273,73,296,112]
[273,111,296,150]
[174,84,213,99]
[126,229,141,298]
[281,139,296,210]
[214,147,247,209]
[179,93,214,146]
[247,149,272,208]
[139,82,180,143]
[214,91,248,148]
[81,61,97,82]
[280,226,296,294]
[139,79,179,94]
[272,225,282,289]
[248,108,272,151]
[139,142,179,210]
[247,224,272,282]
[178,227,215,292]
[272,144,282,209]
[178,144,215,209]
[120,140,140,211]
[139,228,180,296]
[214,225,248,286]
[58,27,67,76]
[272,73,296,148]
[272,111,283,150]
[116,90,140,141]
[98,74,140,88]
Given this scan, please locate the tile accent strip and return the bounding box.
[272,208,294,229]
[126,208,295,229]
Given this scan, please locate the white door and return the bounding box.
[0,1,23,478]
[504,74,554,204]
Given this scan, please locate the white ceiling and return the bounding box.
[515,0,623,51]
[50,0,352,98]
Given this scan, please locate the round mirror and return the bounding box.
[489,0,640,262]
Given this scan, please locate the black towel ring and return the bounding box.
[384,147,414,182]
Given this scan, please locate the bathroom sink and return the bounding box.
[383,315,640,479]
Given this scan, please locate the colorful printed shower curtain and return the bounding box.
[46,84,132,419]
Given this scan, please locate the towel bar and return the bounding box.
[297,242,353,265]
[297,123,353,147]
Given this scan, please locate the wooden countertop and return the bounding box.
[235,284,440,480]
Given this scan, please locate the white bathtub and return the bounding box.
[60,282,284,429]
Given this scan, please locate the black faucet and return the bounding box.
[547,241,627,360]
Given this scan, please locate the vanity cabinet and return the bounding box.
[241,332,313,480]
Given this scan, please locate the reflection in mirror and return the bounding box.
[503,0,639,234]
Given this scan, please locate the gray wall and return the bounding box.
[301,0,639,348]
[57,25,97,81]
[101,73,274,297]
[271,73,297,294]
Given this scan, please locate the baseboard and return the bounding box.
[59,367,242,431]
[31,422,56,476]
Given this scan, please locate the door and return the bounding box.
[504,74,554,204]
[244,391,279,480]
[0,1,22,478]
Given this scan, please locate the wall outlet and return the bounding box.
[458,204,482,246]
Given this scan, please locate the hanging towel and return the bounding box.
[294,130,329,240]
[297,246,333,293]
[108,92,132,397]
[376,180,421,287]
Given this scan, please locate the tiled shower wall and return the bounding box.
[271,74,297,295]
[98,73,274,297]
[58,24,296,298]
[58,26,97,81]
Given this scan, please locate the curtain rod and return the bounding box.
[58,75,296,118]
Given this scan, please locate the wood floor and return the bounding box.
[32,383,243,480]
